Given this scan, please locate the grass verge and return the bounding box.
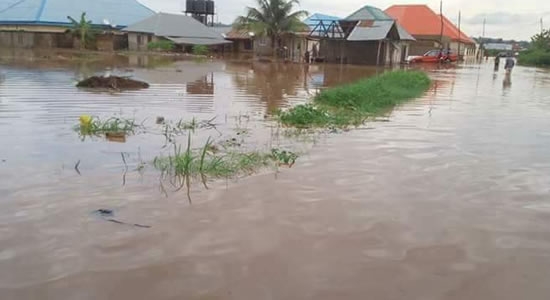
[277,71,431,128]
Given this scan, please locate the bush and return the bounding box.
[147,40,175,51]
[192,45,209,56]
[518,49,550,66]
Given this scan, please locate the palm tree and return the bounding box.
[234,0,308,57]
[67,12,95,50]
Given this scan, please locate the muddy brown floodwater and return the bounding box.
[2,50,550,300]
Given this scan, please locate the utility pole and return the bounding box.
[458,11,462,60]
[542,18,544,34]
[439,0,444,49]
[481,17,486,60]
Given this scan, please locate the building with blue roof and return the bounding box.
[316,5,415,65]
[0,0,154,50]
[0,0,154,29]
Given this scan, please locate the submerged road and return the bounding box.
[1,55,550,299]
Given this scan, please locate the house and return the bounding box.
[252,30,316,62]
[224,29,255,53]
[123,13,230,52]
[317,6,415,65]
[0,0,154,50]
[250,13,346,62]
[385,5,476,58]
[305,13,342,62]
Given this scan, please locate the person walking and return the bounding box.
[494,55,500,71]
[504,55,515,74]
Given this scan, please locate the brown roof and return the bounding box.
[226,29,252,40]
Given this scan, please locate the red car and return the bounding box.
[407,50,458,63]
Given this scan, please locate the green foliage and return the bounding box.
[518,48,550,66]
[277,104,357,128]
[518,30,550,66]
[147,40,175,51]
[234,0,308,56]
[530,29,550,50]
[192,45,209,56]
[67,12,96,49]
[277,71,431,128]
[76,117,138,136]
[153,137,276,180]
[271,148,298,166]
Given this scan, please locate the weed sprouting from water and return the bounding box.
[76,116,139,136]
[271,148,298,167]
[161,117,218,145]
[153,134,299,195]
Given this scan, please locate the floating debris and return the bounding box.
[76,76,149,90]
[93,209,151,229]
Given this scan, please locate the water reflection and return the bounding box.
[503,72,512,91]
[186,74,214,95]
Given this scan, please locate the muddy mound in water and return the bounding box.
[77,76,149,90]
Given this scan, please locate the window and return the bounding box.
[424,50,439,57]
[147,35,152,43]
[244,40,252,50]
[137,35,142,45]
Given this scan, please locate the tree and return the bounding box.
[531,29,550,50]
[67,12,95,50]
[234,0,308,58]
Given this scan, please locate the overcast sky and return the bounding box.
[139,0,550,41]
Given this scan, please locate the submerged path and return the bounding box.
[2,56,550,299]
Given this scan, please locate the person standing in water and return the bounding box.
[504,55,515,74]
[494,55,500,71]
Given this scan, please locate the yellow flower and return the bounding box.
[80,115,92,127]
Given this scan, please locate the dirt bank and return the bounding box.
[76,76,149,89]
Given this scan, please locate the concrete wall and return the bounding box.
[321,40,394,65]
[229,39,253,53]
[0,31,73,49]
[253,35,307,62]
[128,33,158,51]
[0,28,126,51]
[449,41,476,58]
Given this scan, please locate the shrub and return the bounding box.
[518,49,550,66]
[192,45,209,56]
[147,40,175,51]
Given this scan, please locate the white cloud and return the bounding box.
[138,0,550,40]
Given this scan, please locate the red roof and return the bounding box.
[385,5,474,45]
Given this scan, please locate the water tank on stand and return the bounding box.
[206,1,215,15]
[185,0,215,25]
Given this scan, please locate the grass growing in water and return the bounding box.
[153,135,298,188]
[277,71,431,128]
[76,116,138,136]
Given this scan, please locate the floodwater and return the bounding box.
[2,50,550,299]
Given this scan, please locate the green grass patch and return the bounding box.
[277,71,431,128]
[147,40,176,51]
[518,49,550,66]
